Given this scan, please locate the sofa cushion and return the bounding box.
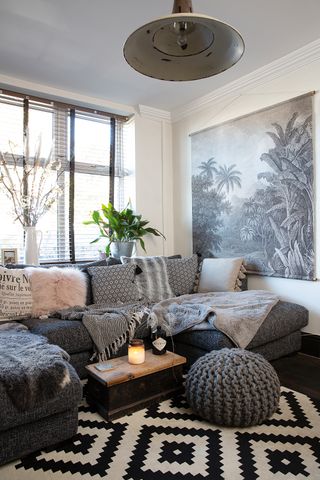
[80,257,121,305]
[173,301,308,351]
[88,263,140,305]
[0,362,81,432]
[25,267,87,317]
[0,267,33,322]
[165,254,198,296]
[198,257,244,292]
[22,317,93,354]
[121,256,174,303]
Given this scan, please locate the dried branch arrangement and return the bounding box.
[0,134,66,227]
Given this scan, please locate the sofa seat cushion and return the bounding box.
[174,329,234,352]
[247,301,308,348]
[22,317,93,354]
[173,301,308,351]
[0,363,82,432]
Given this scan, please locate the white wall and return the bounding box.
[134,106,174,256]
[172,59,320,335]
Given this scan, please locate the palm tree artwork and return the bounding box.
[215,164,242,194]
[191,94,314,280]
[199,157,217,180]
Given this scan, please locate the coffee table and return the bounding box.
[85,350,186,420]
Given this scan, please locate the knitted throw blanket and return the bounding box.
[54,303,149,361]
[0,323,70,411]
[149,290,279,349]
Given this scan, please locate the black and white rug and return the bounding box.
[1,388,319,479]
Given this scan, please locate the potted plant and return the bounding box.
[84,202,165,258]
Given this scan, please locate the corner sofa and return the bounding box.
[8,257,308,377]
[0,256,309,465]
[0,358,82,465]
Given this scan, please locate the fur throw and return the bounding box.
[0,326,70,411]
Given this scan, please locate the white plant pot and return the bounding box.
[110,241,135,259]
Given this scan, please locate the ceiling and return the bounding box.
[0,0,320,113]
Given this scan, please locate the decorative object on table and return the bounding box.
[0,266,32,322]
[123,0,244,81]
[0,134,66,265]
[84,201,165,257]
[1,247,18,265]
[191,93,315,280]
[151,326,167,355]
[128,338,145,365]
[186,348,280,427]
[98,250,107,260]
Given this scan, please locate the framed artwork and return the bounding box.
[191,93,315,280]
[1,248,18,265]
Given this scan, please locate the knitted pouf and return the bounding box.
[186,348,280,427]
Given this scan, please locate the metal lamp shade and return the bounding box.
[123,13,245,81]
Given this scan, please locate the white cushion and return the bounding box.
[198,258,244,292]
[0,267,33,321]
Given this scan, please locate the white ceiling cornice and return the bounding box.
[0,73,134,117]
[171,38,320,123]
[138,105,172,122]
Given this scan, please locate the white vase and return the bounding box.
[24,226,42,265]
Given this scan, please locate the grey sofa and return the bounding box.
[12,259,308,377]
[0,352,82,465]
[0,259,308,465]
[173,301,308,367]
[22,299,308,377]
[4,259,309,378]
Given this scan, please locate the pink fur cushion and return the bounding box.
[25,267,87,317]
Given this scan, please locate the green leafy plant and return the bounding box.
[84,202,165,255]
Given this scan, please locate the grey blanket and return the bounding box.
[149,290,279,348]
[0,323,70,411]
[55,303,149,361]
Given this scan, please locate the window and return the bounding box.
[0,90,131,263]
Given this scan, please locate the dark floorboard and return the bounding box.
[272,352,320,400]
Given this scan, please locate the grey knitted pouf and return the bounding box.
[186,348,280,427]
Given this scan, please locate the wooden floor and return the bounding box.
[272,352,320,400]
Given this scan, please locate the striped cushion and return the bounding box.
[121,256,174,303]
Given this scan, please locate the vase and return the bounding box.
[110,241,135,259]
[24,226,43,265]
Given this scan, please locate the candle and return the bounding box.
[128,339,145,364]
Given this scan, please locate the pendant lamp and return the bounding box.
[123,0,245,81]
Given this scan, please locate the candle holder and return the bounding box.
[128,339,145,365]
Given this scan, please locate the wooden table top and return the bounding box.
[86,350,186,387]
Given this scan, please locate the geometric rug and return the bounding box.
[0,387,319,480]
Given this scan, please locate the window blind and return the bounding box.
[0,90,131,263]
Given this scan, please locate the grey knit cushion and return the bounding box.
[186,348,280,427]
